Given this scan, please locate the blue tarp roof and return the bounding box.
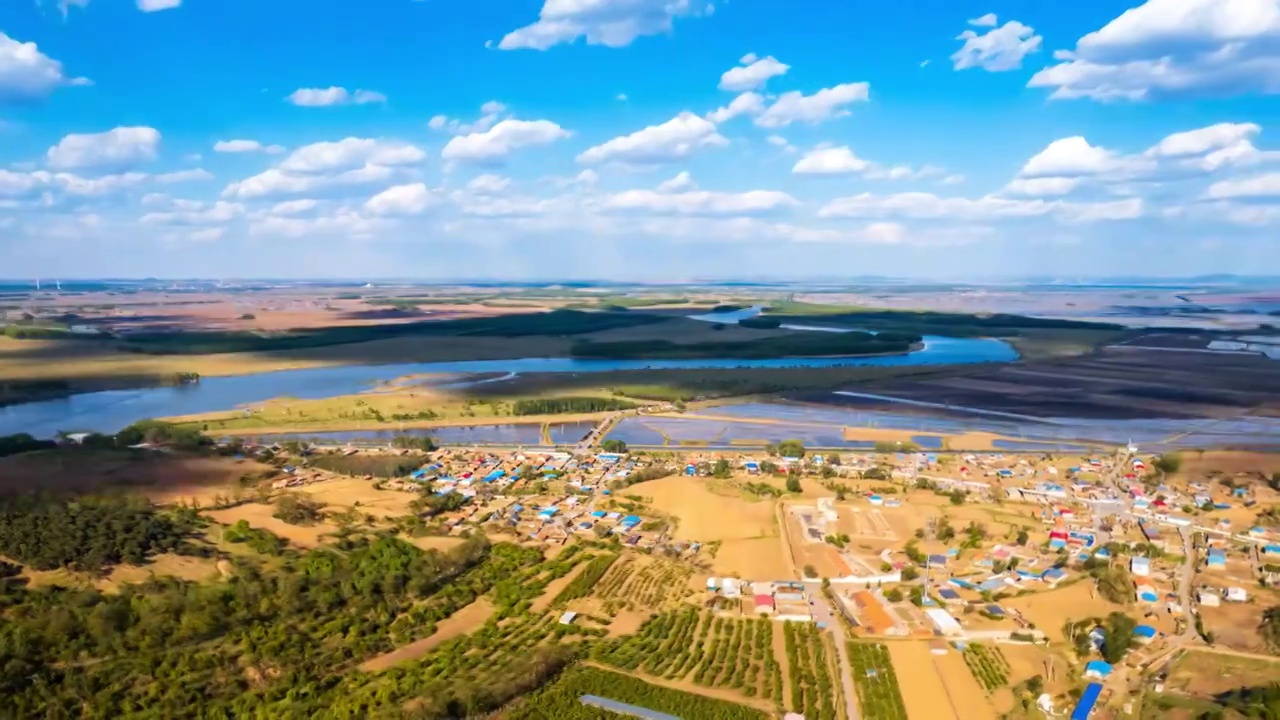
[1041,568,1067,580]
[949,579,974,589]
[591,510,607,517]
[1084,661,1112,675]
[928,554,948,565]
[1072,683,1103,720]
[979,578,1006,591]
[1134,625,1157,638]
[938,588,960,600]
[622,515,642,525]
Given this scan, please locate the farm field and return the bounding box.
[629,474,791,579]
[847,642,909,720]
[590,554,697,614]
[1002,582,1129,642]
[298,477,418,517]
[593,610,783,711]
[1199,587,1280,654]
[204,502,339,548]
[358,597,496,671]
[886,641,961,720]
[501,666,770,720]
[938,646,999,720]
[782,621,842,720]
[1162,648,1280,697]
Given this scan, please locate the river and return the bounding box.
[0,335,1017,437]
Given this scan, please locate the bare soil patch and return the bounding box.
[887,641,960,720]
[934,649,998,720]
[300,477,417,518]
[533,562,590,613]
[1165,648,1280,696]
[359,597,495,672]
[1002,582,1129,642]
[98,554,220,591]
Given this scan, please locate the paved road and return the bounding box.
[1177,527,1197,640]
[805,587,860,720]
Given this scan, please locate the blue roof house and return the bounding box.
[1072,682,1104,720]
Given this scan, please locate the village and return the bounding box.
[211,433,1280,720]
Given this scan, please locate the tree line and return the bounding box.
[512,397,638,416]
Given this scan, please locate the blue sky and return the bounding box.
[2,0,1279,280]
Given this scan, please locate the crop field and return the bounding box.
[962,643,1011,692]
[783,621,840,720]
[502,666,769,720]
[592,555,695,613]
[594,610,784,706]
[846,642,908,720]
[550,553,619,606]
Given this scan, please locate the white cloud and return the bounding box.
[0,31,89,100]
[187,228,224,242]
[578,111,728,165]
[1019,136,1142,178]
[601,188,798,216]
[952,20,1042,71]
[441,119,571,164]
[53,172,149,196]
[969,13,999,27]
[1028,0,1280,101]
[269,199,318,216]
[706,92,765,123]
[365,183,438,215]
[46,127,161,171]
[141,200,244,226]
[466,174,512,194]
[792,146,871,175]
[430,102,509,135]
[1205,173,1280,199]
[287,86,387,107]
[1001,177,1080,197]
[214,139,285,155]
[137,0,180,11]
[766,135,796,153]
[754,82,870,128]
[278,138,425,174]
[155,168,213,184]
[1146,122,1260,158]
[249,208,387,239]
[791,145,942,180]
[818,191,1143,223]
[223,138,425,199]
[498,0,713,50]
[656,171,696,193]
[719,54,790,92]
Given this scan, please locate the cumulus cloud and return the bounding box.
[441,119,571,164]
[818,191,1143,223]
[791,145,943,180]
[429,102,509,135]
[719,54,790,92]
[155,168,214,184]
[706,92,765,123]
[214,139,285,155]
[466,174,512,194]
[601,188,798,216]
[969,13,999,27]
[792,146,872,175]
[1205,173,1280,199]
[754,82,870,128]
[498,0,714,50]
[1001,177,1081,197]
[1028,0,1280,101]
[287,86,387,107]
[365,183,438,215]
[1019,136,1146,178]
[223,137,425,199]
[578,112,727,165]
[141,200,244,226]
[46,127,161,171]
[952,20,1043,71]
[656,171,696,193]
[0,31,89,100]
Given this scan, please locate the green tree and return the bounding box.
[1153,453,1182,474]
[777,439,806,458]
[1260,606,1280,653]
[601,439,628,453]
[785,477,802,494]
